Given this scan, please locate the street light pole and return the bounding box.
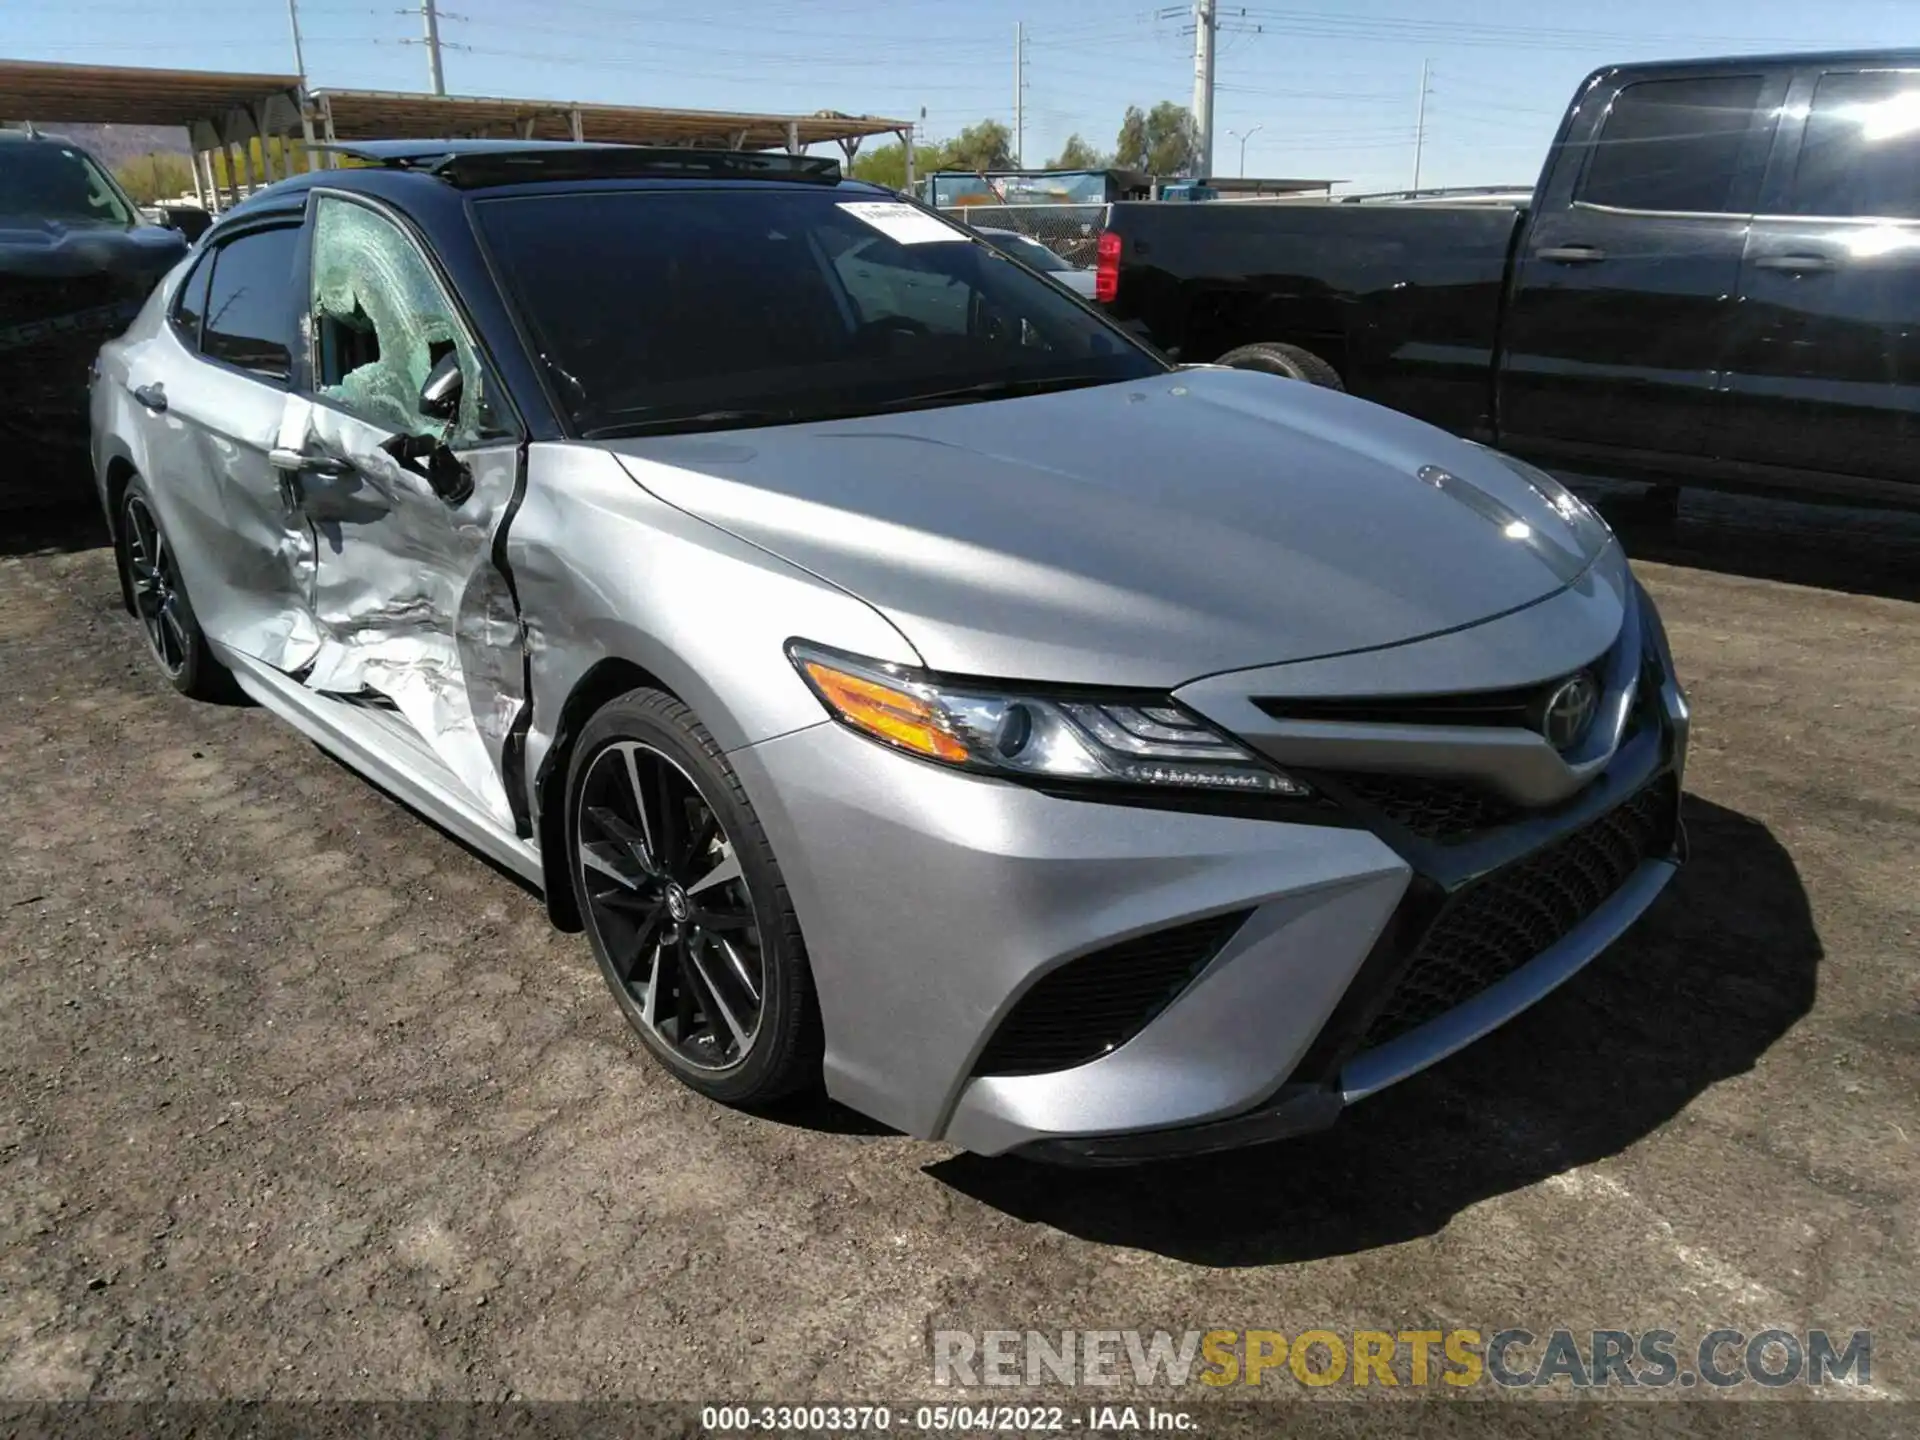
[1413,57,1431,192]
[1227,124,1262,178]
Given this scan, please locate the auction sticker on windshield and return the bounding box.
[837,202,967,245]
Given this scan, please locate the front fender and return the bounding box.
[510,444,920,810]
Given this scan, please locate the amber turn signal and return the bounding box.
[800,660,970,764]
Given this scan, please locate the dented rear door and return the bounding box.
[277,191,528,832]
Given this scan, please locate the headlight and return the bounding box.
[788,642,1309,797]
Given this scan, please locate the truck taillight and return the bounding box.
[1094,231,1121,303]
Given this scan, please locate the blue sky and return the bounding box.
[4,0,1912,191]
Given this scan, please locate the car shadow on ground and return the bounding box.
[924,794,1819,1266]
[1582,481,1920,604]
[1,499,110,560]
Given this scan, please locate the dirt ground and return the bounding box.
[1,483,1916,1420]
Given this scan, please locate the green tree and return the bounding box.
[114,152,197,205]
[1145,101,1200,176]
[1114,106,1149,169]
[942,119,1015,172]
[1113,102,1201,176]
[849,140,951,192]
[1046,133,1105,169]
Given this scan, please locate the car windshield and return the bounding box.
[0,142,135,227]
[990,232,1075,273]
[475,186,1164,438]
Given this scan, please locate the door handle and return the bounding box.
[1536,245,1607,264]
[130,383,167,412]
[1752,253,1835,274]
[268,447,353,478]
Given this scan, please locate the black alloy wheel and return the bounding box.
[118,480,229,699]
[566,688,821,1105]
[123,489,190,679]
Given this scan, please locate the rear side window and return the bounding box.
[201,225,300,381]
[171,251,213,342]
[1576,75,1767,214]
[1787,70,1920,219]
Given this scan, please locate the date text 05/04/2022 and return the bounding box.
[700,1403,1197,1432]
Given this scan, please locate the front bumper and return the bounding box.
[729,720,1414,1148]
[730,581,1689,1159]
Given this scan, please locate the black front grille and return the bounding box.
[0,272,139,329]
[1326,772,1518,843]
[1253,667,1601,734]
[1357,774,1676,1052]
[1255,684,1540,728]
[1,273,143,419]
[972,910,1252,1077]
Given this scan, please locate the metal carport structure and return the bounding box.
[0,60,305,211]
[0,60,917,214]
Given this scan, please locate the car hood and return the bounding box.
[0,217,185,279]
[1050,268,1098,299]
[607,366,1619,688]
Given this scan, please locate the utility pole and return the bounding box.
[286,0,307,79]
[1412,57,1431,192]
[1190,0,1216,179]
[421,0,447,96]
[1014,22,1025,168]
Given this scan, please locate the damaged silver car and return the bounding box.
[92,141,1689,1160]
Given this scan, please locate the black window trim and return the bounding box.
[1758,65,1920,225]
[166,246,214,350]
[298,186,527,448]
[191,218,306,390]
[1568,70,1775,219]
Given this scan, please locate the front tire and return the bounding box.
[1216,341,1346,391]
[116,476,231,700]
[566,687,822,1106]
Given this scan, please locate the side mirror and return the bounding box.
[418,351,463,423]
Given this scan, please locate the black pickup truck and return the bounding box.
[1098,49,1920,512]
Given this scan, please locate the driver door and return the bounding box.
[274,192,527,831]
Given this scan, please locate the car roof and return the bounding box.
[1598,46,1920,78]
[205,140,895,242]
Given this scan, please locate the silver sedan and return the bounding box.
[91,142,1687,1160]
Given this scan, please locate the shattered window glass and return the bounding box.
[309,196,505,444]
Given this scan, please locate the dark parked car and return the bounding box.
[1,129,188,501]
[1098,50,1920,513]
[974,227,1098,299]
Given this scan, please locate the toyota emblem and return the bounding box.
[1542,673,1601,752]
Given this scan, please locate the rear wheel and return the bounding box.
[566,688,821,1106]
[1216,341,1346,391]
[1641,483,1684,523]
[116,477,231,699]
